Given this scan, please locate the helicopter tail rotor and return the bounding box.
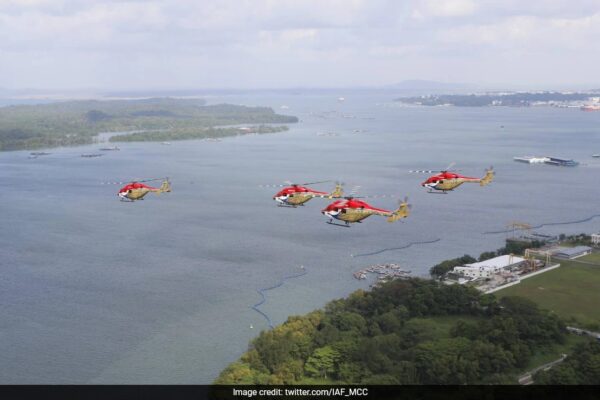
[387,197,411,223]
[480,166,494,186]
[158,178,172,193]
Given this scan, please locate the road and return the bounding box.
[517,354,567,385]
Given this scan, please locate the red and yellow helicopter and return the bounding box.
[321,196,411,227]
[262,181,344,207]
[411,163,494,193]
[110,178,171,202]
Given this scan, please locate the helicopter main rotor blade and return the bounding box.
[260,180,332,188]
[408,170,438,174]
[101,177,167,185]
[444,162,456,172]
[300,180,331,186]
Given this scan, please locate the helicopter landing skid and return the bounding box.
[427,191,449,194]
[326,221,350,228]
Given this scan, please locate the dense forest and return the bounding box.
[0,98,297,150]
[397,92,596,107]
[216,278,567,384]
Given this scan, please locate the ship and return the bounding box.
[514,156,578,166]
[580,105,600,111]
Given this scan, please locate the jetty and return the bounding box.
[353,263,411,285]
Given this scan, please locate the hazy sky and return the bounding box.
[1,0,600,90]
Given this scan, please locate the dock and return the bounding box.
[353,263,411,286]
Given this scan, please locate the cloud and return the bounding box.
[0,0,599,89]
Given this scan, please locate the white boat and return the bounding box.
[514,156,579,166]
[99,145,120,151]
[513,156,550,164]
[593,154,600,158]
[161,142,171,145]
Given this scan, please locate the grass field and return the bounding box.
[579,252,600,263]
[495,254,600,330]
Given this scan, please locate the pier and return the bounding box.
[353,263,411,285]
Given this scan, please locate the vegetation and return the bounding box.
[495,255,600,330]
[396,92,597,107]
[429,255,476,278]
[558,233,593,247]
[109,125,287,142]
[534,341,600,384]
[0,98,298,150]
[216,278,567,384]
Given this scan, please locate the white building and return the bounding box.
[453,255,526,279]
[592,234,600,246]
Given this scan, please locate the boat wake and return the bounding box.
[251,266,308,329]
[351,238,441,258]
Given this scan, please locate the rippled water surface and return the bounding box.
[1,93,599,383]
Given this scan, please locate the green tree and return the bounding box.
[304,346,340,379]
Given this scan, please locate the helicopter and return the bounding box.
[410,163,494,193]
[115,178,172,202]
[321,196,410,227]
[264,181,344,207]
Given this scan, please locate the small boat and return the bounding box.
[81,153,104,158]
[593,154,600,158]
[161,142,171,145]
[29,152,51,159]
[99,145,120,151]
[581,105,600,112]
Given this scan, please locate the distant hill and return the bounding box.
[384,80,477,94]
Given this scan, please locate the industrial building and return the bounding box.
[551,246,592,259]
[453,255,527,279]
[592,233,600,246]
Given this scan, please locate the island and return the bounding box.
[396,92,599,107]
[0,98,298,151]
